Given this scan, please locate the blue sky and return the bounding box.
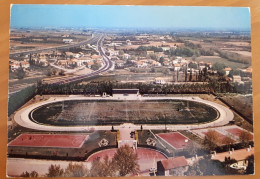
[10,5,251,31]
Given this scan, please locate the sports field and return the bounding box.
[8,134,88,148]
[30,100,219,126]
[157,132,191,149]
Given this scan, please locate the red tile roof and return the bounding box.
[160,156,188,170]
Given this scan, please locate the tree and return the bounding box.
[17,66,26,79]
[188,62,197,69]
[212,62,226,76]
[20,171,39,177]
[189,69,192,81]
[113,145,140,176]
[119,50,124,56]
[150,68,155,73]
[186,142,199,156]
[204,129,220,150]
[58,70,65,76]
[239,130,253,147]
[223,157,237,168]
[222,135,235,150]
[159,57,164,64]
[20,171,30,177]
[64,162,87,177]
[228,70,240,77]
[46,164,64,177]
[246,155,254,174]
[90,156,116,177]
[91,61,101,71]
[185,162,203,176]
[46,68,53,77]
[198,157,225,175]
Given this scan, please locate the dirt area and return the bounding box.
[223,41,250,47]
[74,67,93,75]
[116,41,184,50]
[229,51,251,57]
[195,56,250,69]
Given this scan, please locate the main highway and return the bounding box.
[9,34,100,57]
[47,34,113,85]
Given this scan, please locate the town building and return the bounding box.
[154,77,166,84]
[225,67,232,76]
[233,75,242,83]
[157,156,189,176]
[63,39,73,43]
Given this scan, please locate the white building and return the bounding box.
[63,39,73,43]
[233,75,242,83]
[155,77,166,84]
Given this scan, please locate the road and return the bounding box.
[9,35,100,57]
[48,34,113,85]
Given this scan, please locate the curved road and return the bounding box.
[51,35,113,85]
[9,35,100,56]
[13,96,234,132]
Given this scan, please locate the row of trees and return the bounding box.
[20,145,139,177]
[204,129,253,151]
[38,80,242,95]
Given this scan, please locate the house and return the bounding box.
[154,77,166,84]
[115,59,125,68]
[9,63,20,71]
[233,75,242,83]
[147,51,154,55]
[37,58,48,67]
[224,67,232,76]
[136,60,148,68]
[65,52,74,58]
[161,46,170,51]
[123,53,130,59]
[245,67,252,73]
[207,62,212,69]
[20,61,30,69]
[157,156,189,176]
[63,39,73,43]
[87,61,94,68]
[126,39,132,45]
[174,63,181,71]
[91,54,102,60]
[112,89,140,98]
[57,60,68,67]
[199,65,206,71]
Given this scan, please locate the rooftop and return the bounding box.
[160,156,188,170]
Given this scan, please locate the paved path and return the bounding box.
[7,158,91,177]
[13,96,234,132]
